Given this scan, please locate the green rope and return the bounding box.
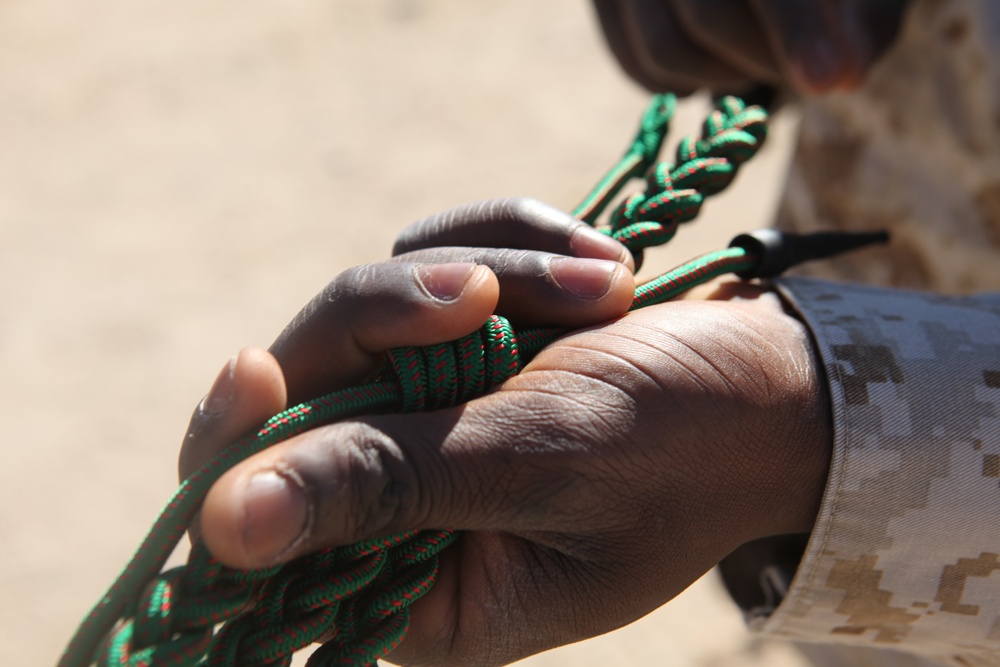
[59,94,771,667]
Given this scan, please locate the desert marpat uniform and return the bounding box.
[720,1,1000,665]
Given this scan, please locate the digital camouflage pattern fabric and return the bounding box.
[718,1,1000,665]
[768,279,1000,667]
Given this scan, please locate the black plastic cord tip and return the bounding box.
[729,228,890,279]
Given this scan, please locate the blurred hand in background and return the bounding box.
[591,0,912,94]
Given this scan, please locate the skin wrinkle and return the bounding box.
[701,299,816,403]
[717,330,782,401]
[550,328,724,399]
[617,325,748,402]
[510,347,778,536]
[433,419,533,528]
[532,550,606,636]
[518,543,560,617]
[499,381,634,445]
[441,414,587,528]
[471,392,605,456]
[344,425,406,540]
[298,421,423,543]
[495,543,631,663]
[450,547,511,666]
[662,329,751,402]
[499,380,641,520]
[522,348,728,492]
[462,386,647,532]
[576,310,809,536]
[420,536,488,667]
[484,543,544,665]
[529,329,772,473]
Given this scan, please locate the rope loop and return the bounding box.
[179,530,455,666]
[110,549,259,666]
[389,314,520,412]
[630,93,676,170]
[102,527,457,666]
[102,618,211,667]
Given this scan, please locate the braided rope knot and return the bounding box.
[388,314,521,412]
[606,96,768,268]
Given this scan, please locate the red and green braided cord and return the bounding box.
[59,94,768,667]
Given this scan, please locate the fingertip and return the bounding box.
[541,257,634,323]
[199,471,246,567]
[235,347,288,407]
[608,262,639,312]
[415,262,476,302]
[594,261,639,321]
[569,225,636,272]
[413,262,499,327]
[201,464,312,569]
[463,264,501,312]
[179,348,288,481]
[415,262,498,304]
[548,257,624,301]
[220,348,288,430]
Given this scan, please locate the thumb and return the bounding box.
[198,379,600,569]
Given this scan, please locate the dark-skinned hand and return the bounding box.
[591,0,913,94]
[179,198,832,666]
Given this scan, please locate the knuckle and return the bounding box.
[393,212,450,255]
[502,196,545,220]
[502,197,564,232]
[332,421,422,538]
[329,263,382,300]
[488,247,544,277]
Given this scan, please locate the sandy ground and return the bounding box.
[0,1,811,664]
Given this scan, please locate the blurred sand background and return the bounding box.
[0,1,811,664]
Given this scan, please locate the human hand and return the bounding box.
[592,0,912,94]
[181,199,832,666]
[179,197,635,525]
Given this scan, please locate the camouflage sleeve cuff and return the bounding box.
[747,277,1000,656]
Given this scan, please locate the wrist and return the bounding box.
[757,291,833,537]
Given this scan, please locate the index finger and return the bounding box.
[393,198,635,272]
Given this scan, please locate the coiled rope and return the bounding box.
[61,94,782,667]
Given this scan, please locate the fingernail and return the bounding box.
[201,355,236,416]
[416,263,477,301]
[242,469,311,565]
[796,40,843,90]
[549,257,617,299]
[570,226,632,266]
